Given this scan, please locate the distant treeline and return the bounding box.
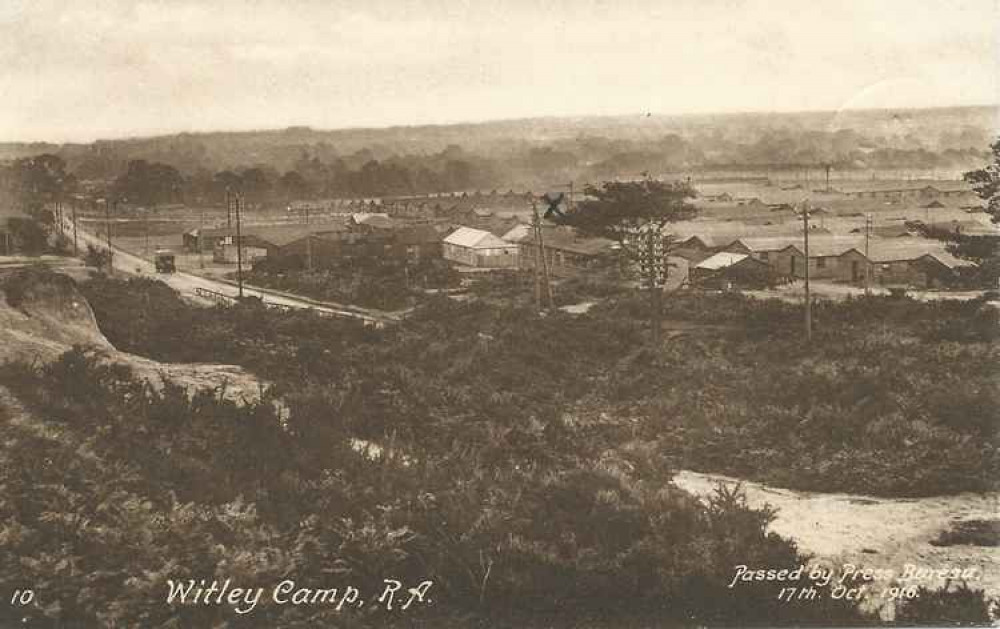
[59,129,998,191]
[0,150,498,209]
[1,107,995,207]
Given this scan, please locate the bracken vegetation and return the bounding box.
[1,348,872,627]
[0,271,995,626]
[78,275,999,497]
[242,256,461,311]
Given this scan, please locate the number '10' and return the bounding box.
[11,589,34,606]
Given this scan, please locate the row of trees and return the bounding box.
[91,138,999,206]
[47,110,994,184]
[89,135,999,210]
[8,123,994,215]
[0,150,496,210]
[0,154,75,214]
[0,155,71,253]
[182,155,490,205]
[964,138,1000,223]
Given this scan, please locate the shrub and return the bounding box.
[930,520,1000,547]
[7,216,51,254]
[894,583,995,626]
[84,243,112,269]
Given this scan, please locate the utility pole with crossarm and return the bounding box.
[226,188,245,300]
[798,199,812,343]
[632,222,667,345]
[531,199,554,312]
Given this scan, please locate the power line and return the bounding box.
[71,200,78,256]
[864,213,872,295]
[227,188,245,299]
[531,199,553,312]
[800,199,812,343]
[105,198,115,274]
[634,222,667,346]
[305,203,312,271]
[198,206,205,269]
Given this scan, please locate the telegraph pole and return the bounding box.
[235,190,245,300]
[648,226,663,346]
[305,203,313,271]
[71,200,78,256]
[531,199,553,311]
[144,204,151,258]
[198,206,205,268]
[532,206,542,312]
[801,200,812,343]
[538,208,554,310]
[633,222,666,346]
[105,199,115,274]
[538,223,554,311]
[227,188,245,299]
[864,213,872,295]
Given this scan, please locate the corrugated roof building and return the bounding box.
[443,227,519,268]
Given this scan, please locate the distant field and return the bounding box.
[689,178,985,227]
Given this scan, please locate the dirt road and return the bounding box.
[61,217,396,326]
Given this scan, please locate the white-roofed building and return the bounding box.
[501,223,532,244]
[443,227,519,268]
[690,251,773,289]
[694,252,751,270]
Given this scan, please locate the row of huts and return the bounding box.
[184,207,618,277]
[182,208,981,290]
[439,219,981,291]
[183,213,445,267]
[681,233,977,289]
[441,224,615,275]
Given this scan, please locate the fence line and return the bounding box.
[193,286,383,326]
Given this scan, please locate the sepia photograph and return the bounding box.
[0,0,997,626]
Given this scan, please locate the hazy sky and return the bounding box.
[1,0,997,142]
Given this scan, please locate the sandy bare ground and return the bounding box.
[747,279,997,304]
[674,470,999,614]
[0,267,267,406]
[560,301,596,314]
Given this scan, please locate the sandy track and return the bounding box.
[674,469,999,610]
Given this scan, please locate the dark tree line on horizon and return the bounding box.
[2,129,996,213]
[0,150,497,210]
